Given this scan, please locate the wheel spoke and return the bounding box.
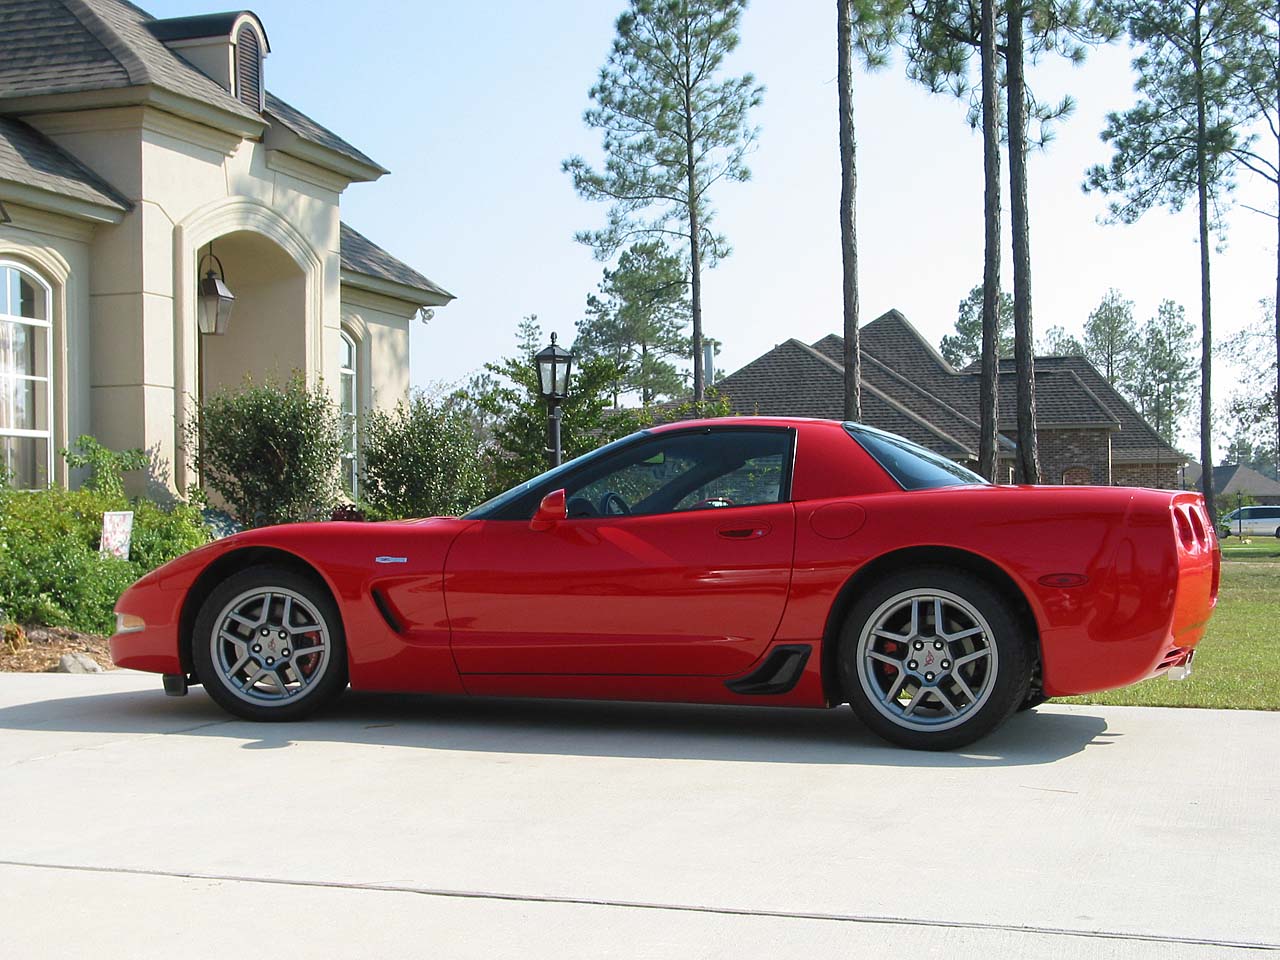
[932,685,960,716]
[954,648,991,669]
[227,612,258,631]
[883,672,907,703]
[868,651,902,667]
[943,625,985,642]
[214,587,331,706]
[953,672,977,703]
[933,597,944,635]
[281,595,293,631]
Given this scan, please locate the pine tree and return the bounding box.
[564,0,764,402]
[574,241,691,407]
[1084,288,1140,388]
[1085,0,1257,519]
[941,285,1015,367]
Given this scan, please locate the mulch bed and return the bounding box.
[0,625,115,673]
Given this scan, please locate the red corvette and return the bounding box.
[111,418,1220,749]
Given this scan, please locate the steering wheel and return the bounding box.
[599,491,631,515]
[689,496,735,510]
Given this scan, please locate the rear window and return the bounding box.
[843,423,988,490]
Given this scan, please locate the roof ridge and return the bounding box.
[1057,368,1121,427]
[861,377,974,456]
[861,351,984,433]
[59,0,152,87]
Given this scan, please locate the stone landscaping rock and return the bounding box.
[56,653,104,674]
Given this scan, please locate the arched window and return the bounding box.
[339,330,359,497]
[234,23,263,111]
[1,262,53,489]
[1061,466,1092,486]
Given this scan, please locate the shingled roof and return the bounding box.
[339,222,454,305]
[0,114,130,217]
[0,0,383,177]
[714,310,1182,465]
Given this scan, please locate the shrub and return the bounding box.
[359,393,489,518]
[187,374,342,526]
[62,435,148,499]
[0,457,208,635]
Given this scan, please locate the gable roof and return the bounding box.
[339,222,454,306]
[0,114,130,219]
[0,0,384,178]
[1183,463,1280,497]
[715,310,1177,464]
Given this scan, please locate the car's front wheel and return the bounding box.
[837,568,1033,750]
[192,565,348,722]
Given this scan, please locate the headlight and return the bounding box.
[115,613,145,634]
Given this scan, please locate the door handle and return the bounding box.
[717,522,771,540]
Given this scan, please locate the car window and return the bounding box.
[843,422,987,490]
[563,429,793,519]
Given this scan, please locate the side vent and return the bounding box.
[370,588,403,634]
[725,644,812,696]
[235,25,263,110]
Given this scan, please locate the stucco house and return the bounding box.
[0,0,453,495]
[714,310,1185,486]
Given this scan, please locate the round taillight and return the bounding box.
[1174,509,1195,550]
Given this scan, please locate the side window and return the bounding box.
[563,429,792,519]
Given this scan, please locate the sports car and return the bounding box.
[111,417,1221,750]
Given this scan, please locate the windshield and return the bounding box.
[844,422,988,490]
[463,432,647,519]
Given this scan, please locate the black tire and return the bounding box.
[192,565,348,722]
[1274,526,1279,539]
[837,567,1033,750]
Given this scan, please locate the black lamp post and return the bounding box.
[197,242,235,336]
[535,332,573,467]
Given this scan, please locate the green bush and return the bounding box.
[187,374,342,526]
[359,393,489,519]
[62,435,148,500]
[0,478,208,636]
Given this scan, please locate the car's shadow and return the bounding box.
[0,682,1115,767]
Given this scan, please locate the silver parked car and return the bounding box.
[1220,505,1280,538]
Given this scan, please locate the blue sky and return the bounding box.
[147,0,1271,447]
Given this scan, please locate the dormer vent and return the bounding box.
[235,24,263,110]
[148,11,269,111]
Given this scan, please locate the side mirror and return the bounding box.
[530,488,567,531]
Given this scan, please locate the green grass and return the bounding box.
[1057,558,1278,710]
[1219,537,1280,562]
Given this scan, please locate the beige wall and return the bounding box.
[339,287,414,415]
[22,105,353,493]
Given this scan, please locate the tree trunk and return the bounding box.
[1194,6,1215,517]
[979,0,1001,481]
[1275,8,1280,478]
[1006,0,1040,483]
[837,0,861,422]
[684,79,704,403]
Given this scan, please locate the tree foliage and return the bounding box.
[1083,287,1140,387]
[563,0,764,400]
[1039,325,1085,355]
[467,317,647,496]
[941,285,1014,367]
[574,241,691,406]
[1130,300,1197,445]
[1222,300,1279,475]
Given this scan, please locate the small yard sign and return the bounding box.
[101,511,134,561]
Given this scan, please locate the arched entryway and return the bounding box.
[196,230,307,398]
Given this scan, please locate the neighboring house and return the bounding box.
[714,309,1184,486]
[0,1,453,495]
[1184,463,1280,506]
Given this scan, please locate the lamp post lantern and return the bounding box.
[535,332,573,468]
[197,243,235,336]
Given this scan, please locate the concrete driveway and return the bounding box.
[1,671,1276,959]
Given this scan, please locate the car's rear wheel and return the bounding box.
[193,565,348,722]
[837,567,1032,750]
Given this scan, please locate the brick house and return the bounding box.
[714,309,1184,486]
[0,1,453,495]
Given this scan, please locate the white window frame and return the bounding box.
[0,260,54,489]
[339,329,359,498]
